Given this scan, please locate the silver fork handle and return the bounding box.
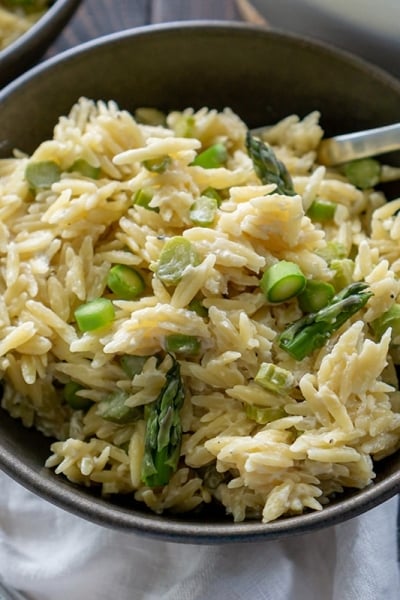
[317,123,400,166]
[251,122,400,167]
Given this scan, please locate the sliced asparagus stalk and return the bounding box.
[278,282,372,360]
[141,357,185,487]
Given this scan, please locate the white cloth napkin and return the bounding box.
[0,470,398,600]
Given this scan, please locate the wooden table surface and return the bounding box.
[45,0,264,60]
[43,1,399,79]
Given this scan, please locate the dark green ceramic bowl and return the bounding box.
[1,0,81,89]
[0,22,399,543]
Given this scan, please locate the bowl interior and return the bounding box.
[1,22,400,542]
[3,23,400,157]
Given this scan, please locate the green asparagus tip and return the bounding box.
[246,131,295,196]
[278,282,372,360]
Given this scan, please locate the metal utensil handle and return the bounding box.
[317,123,400,166]
[251,123,400,167]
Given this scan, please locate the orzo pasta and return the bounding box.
[1,98,399,523]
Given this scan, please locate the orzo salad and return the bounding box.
[0,98,400,523]
[0,0,52,50]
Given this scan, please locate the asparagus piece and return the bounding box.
[156,236,200,286]
[192,143,228,168]
[120,355,149,377]
[298,279,335,313]
[254,362,294,394]
[99,390,142,424]
[246,405,287,425]
[25,160,61,190]
[260,260,306,303]
[63,381,93,411]
[278,282,372,360]
[141,357,185,487]
[342,158,381,189]
[371,304,400,340]
[246,131,295,196]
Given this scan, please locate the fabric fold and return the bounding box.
[0,472,398,600]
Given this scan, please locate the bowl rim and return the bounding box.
[1,439,399,543]
[0,20,400,543]
[2,19,400,99]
